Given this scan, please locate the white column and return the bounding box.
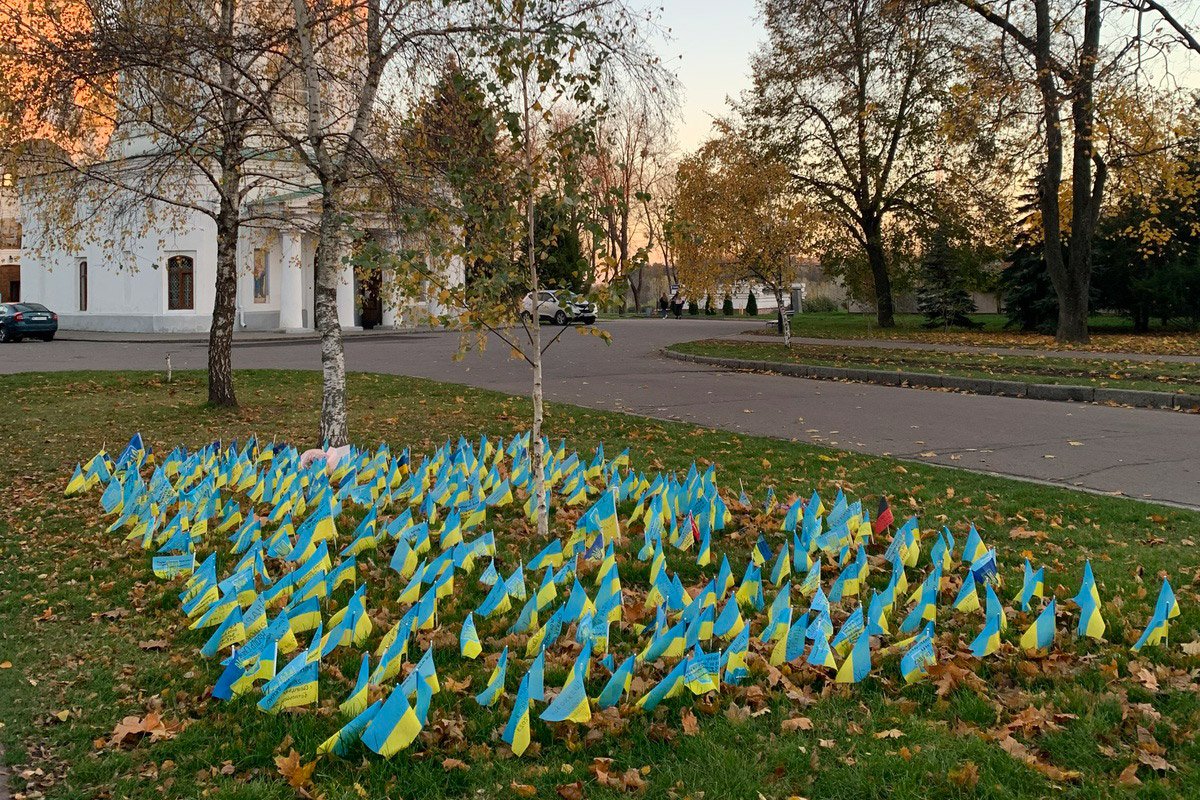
[278,230,305,331]
[336,259,357,329]
[381,268,397,328]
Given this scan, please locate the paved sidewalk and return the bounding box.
[56,320,1200,363]
[6,318,1199,508]
[55,328,409,345]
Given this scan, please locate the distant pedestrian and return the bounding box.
[658,293,669,319]
[671,293,684,319]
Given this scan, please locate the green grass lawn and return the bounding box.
[1,370,1198,800]
[767,312,1200,356]
[668,339,1200,395]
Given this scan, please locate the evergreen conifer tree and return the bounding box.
[917,226,976,329]
[1000,175,1059,332]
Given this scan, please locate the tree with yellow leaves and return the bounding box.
[674,123,811,345]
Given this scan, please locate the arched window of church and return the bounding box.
[78,260,88,311]
[167,255,194,310]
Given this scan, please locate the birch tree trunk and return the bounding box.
[526,171,549,540]
[288,0,376,447]
[205,0,242,407]
[772,284,791,345]
[520,38,549,539]
[315,189,349,446]
[208,196,240,406]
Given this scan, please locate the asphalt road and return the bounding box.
[3,318,1197,508]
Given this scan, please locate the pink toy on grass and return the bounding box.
[299,445,351,475]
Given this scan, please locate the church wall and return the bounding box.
[20,196,221,332]
[18,172,457,333]
[16,184,313,332]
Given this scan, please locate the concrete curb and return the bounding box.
[54,329,435,346]
[662,349,1199,411]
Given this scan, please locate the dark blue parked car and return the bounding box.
[0,302,58,343]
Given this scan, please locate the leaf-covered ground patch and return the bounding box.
[670,339,1200,395]
[748,312,1200,356]
[0,369,1197,800]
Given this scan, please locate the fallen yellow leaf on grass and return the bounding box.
[947,761,980,788]
[274,749,316,791]
[556,781,585,800]
[782,716,814,732]
[108,711,183,749]
[997,735,1081,783]
[510,781,538,797]
[724,703,751,725]
[1116,763,1142,787]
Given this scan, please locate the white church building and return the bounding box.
[10,54,463,333]
[14,168,462,334]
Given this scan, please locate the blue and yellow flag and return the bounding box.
[460,612,482,659]
[1019,598,1057,652]
[475,646,508,707]
[961,524,987,564]
[772,612,810,666]
[596,655,635,709]
[723,624,751,684]
[258,642,320,714]
[760,583,792,643]
[540,665,591,723]
[683,647,721,695]
[476,579,512,618]
[319,698,381,757]
[970,609,1002,657]
[834,625,871,684]
[953,571,981,614]
[527,648,546,703]
[770,543,791,586]
[593,490,620,543]
[1071,561,1105,640]
[64,464,87,497]
[865,591,890,637]
[900,566,940,634]
[1132,584,1176,652]
[1154,578,1180,621]
[829,605,864,658]
[1016,559,1045,611]
[339,652,371,717]
[984,583,1007,632]
[361,684,424,757]
[635,658,687,711]
[502,673,533,756]
[900,621,936,684]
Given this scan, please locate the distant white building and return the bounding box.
[18,191,461,334]
[13,47,462,334]
[16,156,463,334]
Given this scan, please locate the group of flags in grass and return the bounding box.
[65,432,1184,759]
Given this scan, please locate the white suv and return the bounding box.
[520,290,597,325]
